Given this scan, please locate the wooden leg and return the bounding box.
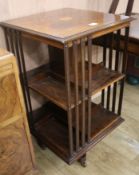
[79,154,87,167]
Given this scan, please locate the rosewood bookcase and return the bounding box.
[0,8,133,166]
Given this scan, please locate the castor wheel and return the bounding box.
[79,154,87,167]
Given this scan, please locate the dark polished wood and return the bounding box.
[28,64,125,110]
[109,0,119,14]
[126,13,139,78]
[109,0,134,16]
[1,8,132,44]
[0,8,132,166]
[126,0,134,16]
[33,102,124,164]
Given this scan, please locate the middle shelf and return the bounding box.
[28,63,125,110]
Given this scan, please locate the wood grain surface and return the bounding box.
[29,63,124,110]
[0,74,22,123]
[34,83,139,175]
[0,120,32,175]
[1,8,133,42]
[0,50,38,175]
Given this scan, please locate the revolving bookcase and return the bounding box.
[0,8,133,166]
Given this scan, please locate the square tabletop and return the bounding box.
[1,8,132,43]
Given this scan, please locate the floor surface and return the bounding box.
[34,83,139,175]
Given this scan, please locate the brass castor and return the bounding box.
[79,154,87,167]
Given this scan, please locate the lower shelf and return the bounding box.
[34,102,124,164]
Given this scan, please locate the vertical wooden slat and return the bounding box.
[108,33,113,70]
[122,27,130,74]
[5,29,35,133]
[106,85,111,110]
[126,0,134,16]
[81,38,86,146]
[103,35,107,67]
[115,30,121,72]
[118,79,124,115]
[73,41,80,151]
[17,32,35,133]
[18,32,32,110]
[64,44,74,156]
[109,0,119,14]
[112,30,121,113]
[101,35,107,107]
[101,89,105,108]
[3,28,10,51]
[112,83,117,114]
[14,31,30,119]
[8,29,15,54]
[106,33,113,110]
[118,27,129,115]
[87,36,92,142]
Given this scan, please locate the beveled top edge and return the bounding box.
[0,8,134,44]
[0,20,65,43]
[62,17,134,43]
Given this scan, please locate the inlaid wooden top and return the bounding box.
[1,8,133,43]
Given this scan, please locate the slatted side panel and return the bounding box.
[64,36,93,155]
[101,32,115,111]
[3,27,35,133]
[73,41,80,151]
[112,30,121,113]
[106,33,114,111]
[64,28,129,155]
[101,35,107,107]
[80,38,86,147]
[100,27,129,116]
[102,28,129,115]
[118,27,129,115]
[64,44,74,156]
[3,25,129,160]
[87,36,93,143]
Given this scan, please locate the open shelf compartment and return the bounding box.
[28,63,125,110]
[34,102,124,164]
